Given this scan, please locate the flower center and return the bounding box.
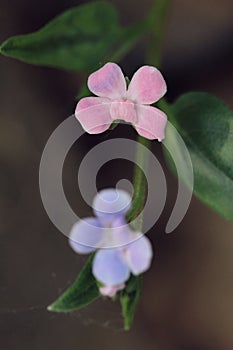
[110,100,138,124]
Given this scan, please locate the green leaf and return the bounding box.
[0,2,117,71]
[0,2,148,72]
[164,92,233,222]
[48,254,100,312]
[120,275,142,330]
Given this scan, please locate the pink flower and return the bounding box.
[75,63,167,140]
[99,284,125,298]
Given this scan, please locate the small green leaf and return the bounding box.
[164,92,233,221]
[0,2,148,72]
[48,254,100,312]
[120,275,142,330]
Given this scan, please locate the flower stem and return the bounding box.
[127,0,171,230]
[126,135,151,230]
[146,0,171,67]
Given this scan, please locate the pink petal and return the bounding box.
[124,234,153,275]
[127,66,167,104]
[110,100,137,124]
[75,97,112,134]
[99,283,125,297]
[88,63,127,100]
[135,105,167,141]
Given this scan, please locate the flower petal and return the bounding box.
[69,217,104,254]
[135,104,167,141]
[127,66,167,104]
[125,234,153,275]
[101,216,136,248]
[99,283,125,297]
[110,100,137,124]
[92,188,132,222]
[75,97,112,134]
[88,63,127,100]
[93,249,130,285]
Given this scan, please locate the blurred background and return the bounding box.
[0,0,233,349]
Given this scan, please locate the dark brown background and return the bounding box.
[0,0,233,349]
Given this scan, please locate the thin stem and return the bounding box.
[126,136,151,230]
[147,0,171,67]
[109,19,151,63]
[127,0,171,230]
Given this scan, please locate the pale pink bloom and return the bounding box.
[75,63,167,140]
[99,283,125,298]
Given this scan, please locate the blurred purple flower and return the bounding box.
[69,189,153,297]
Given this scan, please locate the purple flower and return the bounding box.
[75,62,167,140]
[69,189,153,297]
